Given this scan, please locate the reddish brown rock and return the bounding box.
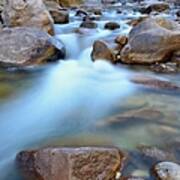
[16,147,125,180]
[115,35,128,46]
[91,40,116,63]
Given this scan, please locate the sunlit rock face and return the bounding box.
[16,147,125,180]
[121,18,180,64]
[0,27,65,67]
[2,0,54,35]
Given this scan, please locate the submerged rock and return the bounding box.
[2,0,54,35]
[121,18,180,64]
[153,162,180,180]
[91,40,116,63]
[16,147,125,180]
[121,177,145,180]
[150,63,179,73]
[138,145,175,165]
[0,27,65,67]
[99,108,163,127]
[131,76,180,91]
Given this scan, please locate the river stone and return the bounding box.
[120,18,180,64]
[16,147,125,180]
[150,62,179,73]
[138,145,175,165]
[153,162,180,180]
[131,76,180,91]
[45,1,69,24]
[91,40,116,63]
[0,27,65,67]
[2,0,54,35]
[141,3,170,14]
[80,19,97,29]
[121,177,145,180]
[104,22,120,30]
[99,108,164,127]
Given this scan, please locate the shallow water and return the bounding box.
[0,6,180,180]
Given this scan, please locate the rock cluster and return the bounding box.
[0,0,67,67]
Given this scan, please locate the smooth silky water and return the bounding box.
[0,8,179,180]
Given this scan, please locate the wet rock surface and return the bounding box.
[16,147,125,180]
[131,76,180,92]
[104,21,120,30]
[0,27,65,67]
[99,108,164,127]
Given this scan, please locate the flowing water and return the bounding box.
[0,6,180,180]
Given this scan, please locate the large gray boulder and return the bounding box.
[121,18,180,64]
[0,27,65,67]
[2,0,54,35]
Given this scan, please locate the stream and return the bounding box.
[0,5,180,179]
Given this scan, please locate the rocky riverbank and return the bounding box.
[0,0,179,179]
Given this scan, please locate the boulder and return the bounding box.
[16,147,125,180]
[80,19,97,29]
[153,162,180,180]
[0,27,65,67]
[2,0,54,35]
[45,1,69,24]
[91,40,116,63]
[141,3,169,14]
[121,18,180,64]
[104,22,120,30]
